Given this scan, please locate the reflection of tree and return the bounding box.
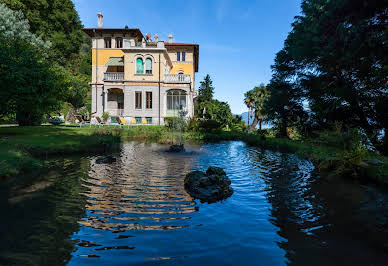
[81,142,198,232]
[0,158,90,265]
[247,148,388,265]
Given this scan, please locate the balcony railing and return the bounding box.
[104,72,124,81]
[106,109,124,116]
[164,74,191,83]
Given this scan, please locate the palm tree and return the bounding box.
[244,84,269,131]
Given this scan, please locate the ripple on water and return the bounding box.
[4,141,387,265]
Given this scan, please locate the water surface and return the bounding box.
[1,141,387,265]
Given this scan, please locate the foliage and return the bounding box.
[0,126,121,179]
[244,84,270,131]
[0,36,65,125]
[230,115,247,132]
[186,117,200,132]
[263,0,387,151]
[193,75,236,131]
[2,0,84,65]
[102,112,110,123]
[0,2,50,50]
[164,117,186,131]
[62,68,89,109]
[197,74,214,103]
[198,119,223,133]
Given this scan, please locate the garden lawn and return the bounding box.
[0,125,121,179]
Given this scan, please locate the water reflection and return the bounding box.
[1,141,387,265]
[79,142,198,233]
[0,159,90,265]
[244,146,388,265]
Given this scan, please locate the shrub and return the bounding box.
[198,119,223,133]
[164,117,186,131]
[102,112,110,123]
[186,118,200,132]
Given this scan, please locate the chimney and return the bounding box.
[168,34,173,43]
[154,34,159,43]
[146,33,151,42]
[97,12,103,28]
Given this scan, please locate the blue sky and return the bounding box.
[73,0,301,114]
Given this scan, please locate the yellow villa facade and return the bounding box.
[82,13,199,124]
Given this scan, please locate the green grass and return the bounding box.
[0,126,121,179]
[1,125,386,186]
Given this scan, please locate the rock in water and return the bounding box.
[96,155,116,164]
[184,166,233,203]
[167,144,185,153]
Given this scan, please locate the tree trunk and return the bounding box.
[259,119,263,130]
[248,116,259,132]
[278,118,288,138]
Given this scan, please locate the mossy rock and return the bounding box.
[184,166,233,203]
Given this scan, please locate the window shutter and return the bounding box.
[136,58,144,74]
[177,52,180,61]
[145,58,152,73]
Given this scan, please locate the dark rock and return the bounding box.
[96,155,116,164]
[184,166,233,203]
[167,144,185,153]
[206,166,226,176]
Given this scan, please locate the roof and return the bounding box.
[165,43,199,72]
[82,28,144,41]
[82,28,199,72]
[105,57,124,67]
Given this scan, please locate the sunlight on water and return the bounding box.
[1,141,387,265]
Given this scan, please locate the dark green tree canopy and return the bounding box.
[2,0,84,65]
[198,74,214,103]
[263,0,387,146]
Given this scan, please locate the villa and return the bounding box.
[82,13,199,125]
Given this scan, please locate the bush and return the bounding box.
[198,119,223,133]
[164,117,186,131]
[102,112,110,123]
[186,118,200,132]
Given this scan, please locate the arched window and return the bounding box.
[145,58,152,74]
[136,58,144,74]
[167,90,187,110]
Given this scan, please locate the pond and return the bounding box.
[1,141,388,265]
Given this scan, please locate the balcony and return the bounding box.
[164,74,191,84]
[104,72,124,81]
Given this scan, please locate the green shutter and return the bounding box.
[145,58,152,72]
[136,58,143,74]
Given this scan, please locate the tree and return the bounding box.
[0,2,50,50]
[194,75,235,131]
[244,84,269,131]
[264,0,387,148]
[2,0,84,65]
[0,36,64,125]
[195,74,215,118]
[198,74,214,102]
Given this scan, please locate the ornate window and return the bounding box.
[136,58,144,74]
[104,37,111,48]
[146,92,152,109]
[167,90,187,110]
[135,91,142,109]
[116,37,123,48]
[145,58,152,74]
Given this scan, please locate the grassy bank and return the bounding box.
[0,126,121,180]
[202,131,388,185]
[115,126,388,185]
[1,125,386,186]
